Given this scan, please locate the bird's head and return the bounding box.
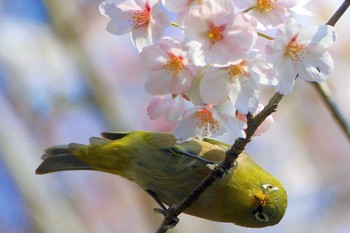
[245,183,288,228]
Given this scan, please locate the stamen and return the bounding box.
[285,34,306,61]
[130,2,150,27]
[163,53,184,76]
[207,23,225,45]
[196,107,220,136]
[226,62,249,82]
[256,0,275,12]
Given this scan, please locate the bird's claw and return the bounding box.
[154,207,167,216]
[164,216,179,229]
[208,162,236,178]
[154,206,179,229]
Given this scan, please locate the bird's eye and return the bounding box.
[254,210,269,222]
[262,184,279,192]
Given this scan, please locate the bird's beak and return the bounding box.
[254,191,269,206]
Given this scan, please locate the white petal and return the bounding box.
[132,26,152,52]
[186,41,206,66]
[118,0,144,11]
[253,6,290,28]
[99,1,118,18]
[274,18,300,43]
[299,52,334,82]
[253,105,275,136]
[147,94,189,122]
[106,19,134,35]
[215,99,236,116]
[299,25,336,48]
[249,58,277,86]
[228,83,241,107]
[236,80,260,114]
[169,70,193,94]
[144,69,172,95]
[290,0,313,17]
[183,7,209,35]
[147,95,171,120]
[139,44,168,69]
[162,0,188,12]
[275,58,297,95]
[200,69,232,105]
[167,96,191,121]
[174,112,200,142]
[265,38,287,64]
[233,0,255,9]
[149,2,171,41]
[187,70,205,106]
[218,112,246,139]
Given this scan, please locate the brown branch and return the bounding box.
[312,0,350,141]
[223,93,283,167]
[313,83,350,141]
[326,0,350,26]
[155,93,284,233]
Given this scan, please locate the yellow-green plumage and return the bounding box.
[36,131,287,228]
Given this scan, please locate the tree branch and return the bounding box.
[326,0,350,26]
[313,83,350,141]
[313,0,350,141]
[155,93,284,233]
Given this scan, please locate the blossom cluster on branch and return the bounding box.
[99,0,336,142]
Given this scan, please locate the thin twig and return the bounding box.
[257,31,274,40]
[326,0,350,26]
[155,93,284,233]
[224,93,283,166]
[313,83,350,141]
[313,0,350,141]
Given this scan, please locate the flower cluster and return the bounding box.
[99,0,336,142]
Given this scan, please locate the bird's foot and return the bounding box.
[154,205,179,229]
[208,161,237,178]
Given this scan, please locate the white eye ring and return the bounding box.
[254,211,269,222]
[263,184,279,192]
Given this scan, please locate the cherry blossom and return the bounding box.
[174,104,246,142]
[234,0,301,28]
[147,94,192,121]
[98,0,337,142]
[266,19,336,95]
[99,0,170,51]
[200,53,276,114]
[183,0,257,66]
[140,38,196,95]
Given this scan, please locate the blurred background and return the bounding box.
[0,0,349,232]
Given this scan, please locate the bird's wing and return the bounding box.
[170,144,219,165]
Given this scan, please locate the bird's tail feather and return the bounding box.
[35,144,94,175]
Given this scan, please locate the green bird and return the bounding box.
[36,131,287,228]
